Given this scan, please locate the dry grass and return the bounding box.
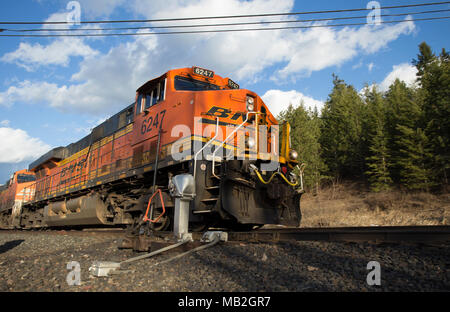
[300,182,450,228]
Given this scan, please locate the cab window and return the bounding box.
[174,76,220,91]
[136,94,143,115]
[151,85,159,106]
[137,78,166,114]
[17,174,36,184]
[159,79,165,101]
[145,94,152,109]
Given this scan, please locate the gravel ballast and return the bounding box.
[0,231,449,292]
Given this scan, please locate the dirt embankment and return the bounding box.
[300,183,450,228]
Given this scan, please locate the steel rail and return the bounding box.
[2,225,450,244]
[226,225,450,243]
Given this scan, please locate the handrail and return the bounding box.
[211,112,258,179]
[193,117,219,185]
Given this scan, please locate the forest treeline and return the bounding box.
[278,42,449,193]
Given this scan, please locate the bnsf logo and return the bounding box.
[206,106,245,121]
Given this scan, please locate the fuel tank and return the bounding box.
[44,194,110,226]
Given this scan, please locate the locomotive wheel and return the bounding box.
[189,222,209,232]
[149,206,171,231]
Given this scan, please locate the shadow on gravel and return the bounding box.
[191,244,332,291]
[289,243,450,291]
[0,239,25,254]
[189,242,450,291]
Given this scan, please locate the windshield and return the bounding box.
[174,76,220,91]
[17,174,36,184]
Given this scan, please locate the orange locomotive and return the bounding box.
[0,169,36,228]
[0,67,303,231]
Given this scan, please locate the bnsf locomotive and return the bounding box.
[0,67,303,231]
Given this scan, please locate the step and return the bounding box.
[205,155,223,162]
[201,198,219,203]
[192,210,212,214]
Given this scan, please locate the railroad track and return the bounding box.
[0,227,126,237]
[232,225,450,243]
[2,225,450,244]
[117,225,450,251]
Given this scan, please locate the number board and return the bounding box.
[227,79,239,89]
[192,66,214,78]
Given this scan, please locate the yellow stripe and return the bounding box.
[126,123,133,133]
[114,128,126,139]
[97,170,110,177]
[58,146,90,166]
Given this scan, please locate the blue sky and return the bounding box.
[0,0,449,183]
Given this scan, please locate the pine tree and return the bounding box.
[363,85,392,191]
[396,126,434,191]
[385,79,433,191]
[413,43,450,186]
[412,42,435,78]
[320,75,365,180]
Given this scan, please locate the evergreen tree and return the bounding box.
[396,126,434,191]
[385,79,433,191]
[320,75,366,180]
[363,85,392,191]
[413,42,450,186]
[412,42,435,79]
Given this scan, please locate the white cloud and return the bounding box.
[0,127,51,163]
[1,38,98,71]
[0,80,58,106]
[275,19,415,78]
[368,62,374,72]
[261,90,324,118]
[359,63,418,95]
[379,63,418,91]
[0,120,10,127]
[1,12,99,71]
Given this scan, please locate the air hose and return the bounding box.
[148,236,221,268]
[250,164,303,187]
[89,235,222,277]
[120,238,190,265]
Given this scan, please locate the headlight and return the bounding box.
[289,172,297,182]
[289,149,298,160]
[246,96,255,111]
[246,136,256,149]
